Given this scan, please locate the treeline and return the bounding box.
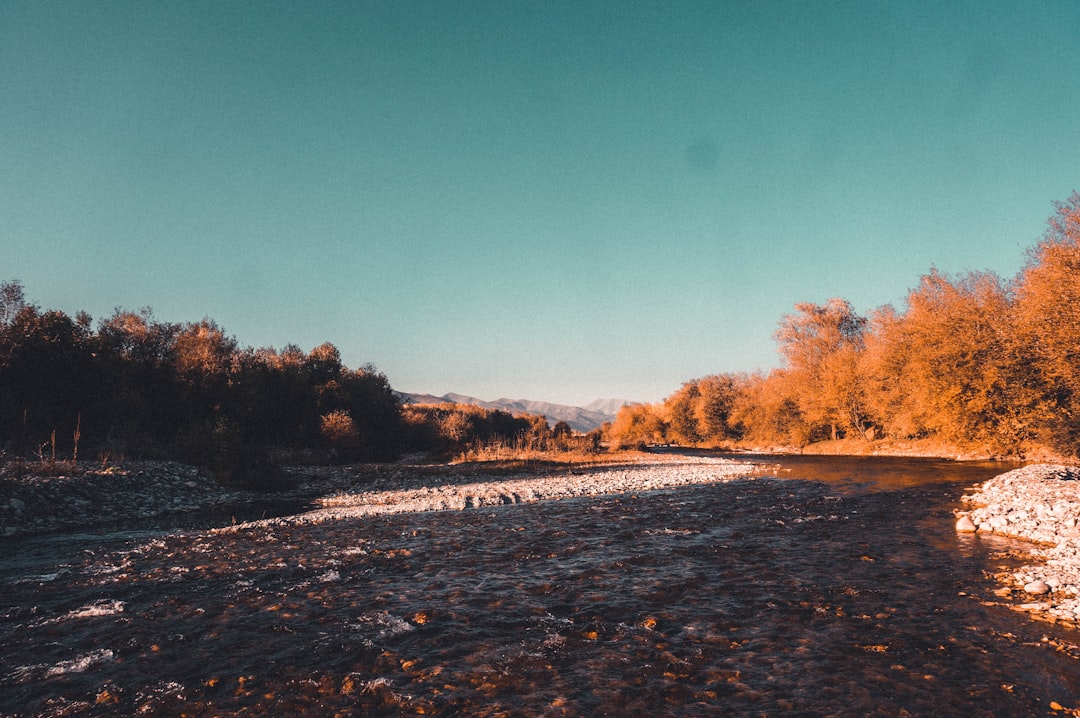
[0,288,598,485]
[402,403,602,458]
[0,291,408,485]
[607,193,1080,459]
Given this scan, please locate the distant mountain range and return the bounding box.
[396,392,635,433]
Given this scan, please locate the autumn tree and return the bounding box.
[1013,192,1080,452]
[859,304,924,439]
[728,370,809,446]
[664,381,702,445]
[173,319,237,381]
[606,403,667,449]
[695,374,744,442]
[863,269,1022,450]
[93,308,182,452]
[774,298,870,441]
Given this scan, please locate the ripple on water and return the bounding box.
[3,457,1080,716]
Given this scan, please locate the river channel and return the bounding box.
[4,454,1080,716]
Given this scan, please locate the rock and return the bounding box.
[955,515,977,533]
[1025,579,1051,595]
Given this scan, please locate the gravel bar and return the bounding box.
[958,464,1080,624]
[216,455,761,532]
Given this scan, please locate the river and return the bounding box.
[3,454,1080,716]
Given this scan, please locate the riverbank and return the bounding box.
[217,454,762,532]
[0,453,763,538]
[731,437,1068,462]
[959,464,1080,626]
[0,462,250,538]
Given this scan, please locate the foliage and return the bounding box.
[607,194,1080,459]
[400,402,595,459]
[6,193,1080,467]
[1013,191,1080,453]
[605,403,668,450]
[0,286,405,486]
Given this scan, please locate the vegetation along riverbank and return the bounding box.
[4,194,1080,487]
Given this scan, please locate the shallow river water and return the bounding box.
[4,454,1080,716]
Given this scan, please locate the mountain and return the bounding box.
[583,398,635,415]
[397,392,630,433]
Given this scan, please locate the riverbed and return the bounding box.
[3,454,1080,716]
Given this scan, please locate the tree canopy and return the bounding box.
[605,194,1080,459]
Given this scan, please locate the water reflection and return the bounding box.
[2,455,1079,716]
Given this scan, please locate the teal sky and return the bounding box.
[2,2,1079,406]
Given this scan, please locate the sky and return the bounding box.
[2,1,1079,407]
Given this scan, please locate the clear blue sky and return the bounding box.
[2,1,1078,407]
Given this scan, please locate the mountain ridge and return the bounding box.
[397,392,634,433]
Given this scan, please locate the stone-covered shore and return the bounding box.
[958,464,1080,625]
[217,454,760,533]
[0,462,248,537]
[1,455,762,538]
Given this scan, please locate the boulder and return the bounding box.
[955,515,977,533]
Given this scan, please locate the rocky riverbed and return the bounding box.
[959,464,1080,625]
[218,454,761,532]
[0,462,250,537]
[0,454,763,538]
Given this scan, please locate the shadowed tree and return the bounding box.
[0,280,27,329]
[0,304,95,454]
[664,381,702,445]
[695,374,745,442]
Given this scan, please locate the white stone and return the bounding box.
[1024,579,1051,595]
[955,515,977,533]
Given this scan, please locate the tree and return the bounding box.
[320,409,360,459]
[304,342,344,384]
[96,308,176,365]
[774,298,869,441]
[860,304,925,439]
[729,370,810,446]
[173,319,237,381]
[606,403,666,449]
[1013,192,1080,451]
[885,269,1020,449]
[695,374,744,442]
[0,305,95,454]
[0,280,27,329]
[93,308,182,452]
[664,381,702,445]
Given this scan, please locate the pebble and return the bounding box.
[0,461,248,537]
[1,455,763,539]
[218,456,761,532]
[961,464,1080,623]
[955,515,977,533]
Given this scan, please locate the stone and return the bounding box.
[9,497,25,511]
[955,515,977,533]
[1025,579,1051,595]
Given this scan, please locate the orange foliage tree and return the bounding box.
[773,298,869,442]
[1013,192,1080,452]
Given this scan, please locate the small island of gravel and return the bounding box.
[959,464,1080,625]
[216,453,761,532]
[0,453,763,538]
